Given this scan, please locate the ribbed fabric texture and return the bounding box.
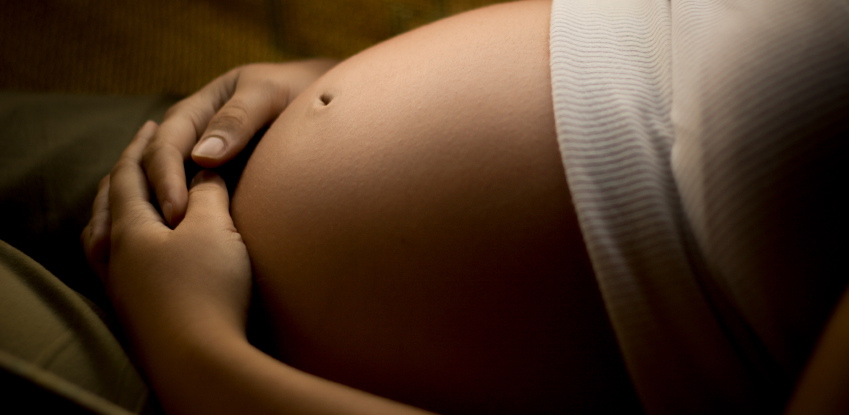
[670,0,849,407]
[550,0,849,413]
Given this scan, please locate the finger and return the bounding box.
[110,121,164,228]
[86,175,112,268]
[182,170,235,229]
[81,176,111,281]
[191,70,289,167]
[141,122,190,226]
[81,223,108,281]
[143,69,239,225]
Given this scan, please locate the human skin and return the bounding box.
[83,2,849,414]
[231,1,637,413]
[83,1,641,414]
[87,123,437,415]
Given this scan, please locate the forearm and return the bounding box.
[133,310,435,415]
[784,286,849,415]
[94,93,428,415]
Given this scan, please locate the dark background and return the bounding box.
[0,0,511,95]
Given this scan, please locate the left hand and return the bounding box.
[144,60,336,227]
[82,121,252,342]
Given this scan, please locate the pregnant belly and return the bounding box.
[231,2,636,413]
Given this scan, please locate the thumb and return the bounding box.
[190,81,287,168]
[183,170,233,226]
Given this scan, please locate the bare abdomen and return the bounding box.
[232,2,637,413]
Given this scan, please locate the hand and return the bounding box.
[143,59,336,226]
[84,121,252,341]
[84,125,434,415]
[83,60,335,282]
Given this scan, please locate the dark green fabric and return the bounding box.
[0,239,160,414]
[0,93,282,413]
[0,92,177,413]
[0,93,175,306]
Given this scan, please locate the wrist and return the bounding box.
[115,292,247,360]
[133,315,256,415]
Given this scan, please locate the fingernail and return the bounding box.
[193,136,225,159]
[162,201,173,224]
[190,170,215,187]
[190,171,203,187]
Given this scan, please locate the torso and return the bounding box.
[232,2,639,413]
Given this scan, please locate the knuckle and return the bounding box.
[209,101,251,133]
[230,64,250,74]
[141,141,182,172]
[184,106,209,136]
[236,63,272,77]
[140,140,164,164]
[81,224,92,245]
[256,77,289,100]
[110,158,136,176]
[109,230,135,261]
[163,99,192,120]
[97,175,110,190]
[112,209,150,242]
[162,104,180,120]
[109,222,130,250]
[188,178,215,196]
[241,64,271,81]
[164,100,206,138]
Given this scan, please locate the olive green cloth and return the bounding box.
[0,92,175,305]
[0,93,174,413]
[0,92,280,413]
[0,240,161,414]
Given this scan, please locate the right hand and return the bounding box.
[143,59,337,226]
[97,122,252,342]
